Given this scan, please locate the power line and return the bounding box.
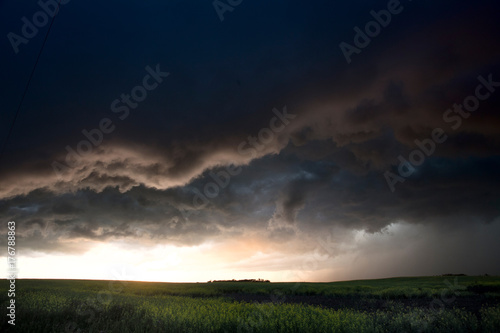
[0,0,62,166]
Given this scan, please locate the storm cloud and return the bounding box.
[1,0,499,280]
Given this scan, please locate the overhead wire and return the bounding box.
[0,0,62,167]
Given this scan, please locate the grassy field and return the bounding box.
[1,275,499,332]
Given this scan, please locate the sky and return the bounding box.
[0,0,500,282]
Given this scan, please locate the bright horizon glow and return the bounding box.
[3,220,499,282]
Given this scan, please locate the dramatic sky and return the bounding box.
[1,0,500,282]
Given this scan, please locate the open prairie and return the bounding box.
[2,1,500,332]
[2,276,499,332]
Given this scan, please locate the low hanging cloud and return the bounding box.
[0,0,499,278]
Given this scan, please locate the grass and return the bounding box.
[1,276,499,332]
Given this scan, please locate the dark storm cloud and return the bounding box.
[0,185,231,253]
[0,0,499,274]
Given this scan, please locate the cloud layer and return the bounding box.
[1,0,499,279]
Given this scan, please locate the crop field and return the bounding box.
[1,276,500,332]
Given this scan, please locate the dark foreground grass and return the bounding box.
[1,276,499,332]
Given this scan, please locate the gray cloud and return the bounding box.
[1,0,500,278]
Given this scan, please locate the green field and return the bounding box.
[1,276,500,332]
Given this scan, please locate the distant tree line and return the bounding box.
[207,279,270,283]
